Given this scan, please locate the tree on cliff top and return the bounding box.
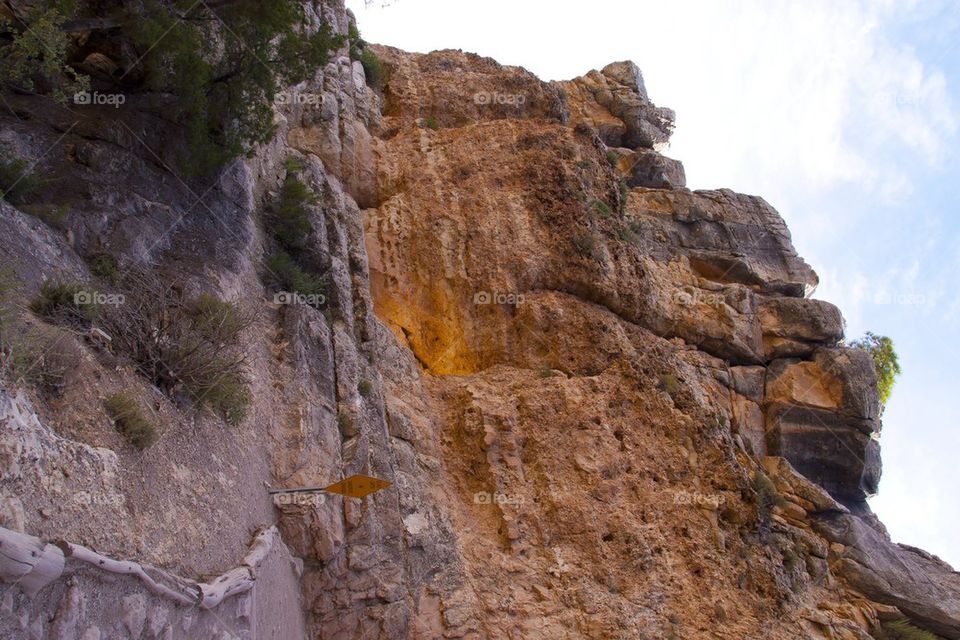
[0,0,342,174]
[850,332,901,408]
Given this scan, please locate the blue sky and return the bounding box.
[346,0,960,568]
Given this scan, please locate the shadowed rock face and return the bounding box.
[0,2,957,638]
[814,512,960,639]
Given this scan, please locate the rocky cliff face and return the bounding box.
[1,2,959,639]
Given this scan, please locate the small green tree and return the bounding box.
[850,332,901,407]
[0,1,90,103]
[347,23,385,90]
[126,0,343,173]
[274,173,318,254]
[2,1,343,174]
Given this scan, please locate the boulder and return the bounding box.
[730,366,766,401]
[559,60,675,149]
[812,347,881,423]
[759,297,844,358]
[813,512,960,639]
[627,149,687,189]
[628,188,820,297]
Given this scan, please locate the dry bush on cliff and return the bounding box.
[30,280,98,327]
[102,270,254,425]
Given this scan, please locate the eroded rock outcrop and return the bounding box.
[1,1,957,639]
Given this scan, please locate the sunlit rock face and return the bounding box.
[1,1,958,639]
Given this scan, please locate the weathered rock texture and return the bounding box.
[1,1,958,639]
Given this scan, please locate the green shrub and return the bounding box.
[30,280,98,326]
[191,368,250,426]
[616,226,640,245]
[605,150,619,167]
[424,115,440,130]
[782,548,799,572]
[4,3,343,173]
[337,408,352,431]
[849,332,901,407]
[347,24,386,90]
[189,292,249,345]
[284,156,305,173]
[127,1,343,174]
[347,24,363,60]
[591,200,613,218]
[881,619,938,640]
[754,470,788,523]
[266,251,328,306]
[0,158,44,205]
[360,48,386,90]
[87,253,120,284]
[358,379,373,397]
[274,173,317,253]
[0,3,90,103]
[1,324,80,394]
[264,167,328,307]
[104,391,158,449]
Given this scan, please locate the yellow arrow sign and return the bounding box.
[323,475,392,499]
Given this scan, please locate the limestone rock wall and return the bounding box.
[0,1,958,639]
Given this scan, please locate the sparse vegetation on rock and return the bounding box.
[358,379,373,397]
[264,162,329,309]
[2,1,342,173]
[104,391,159,449]
[348,24,386,90]
[30,280,98,326]
[0,157,43,205]
[849,331,901,407]
[1,10,958,639]
[100,271,253,425]
[879,619,939,640]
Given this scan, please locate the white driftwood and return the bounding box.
[0,525,280,609]
[0,528,66,596]
[197,526,277,609]
[57,541,197,606]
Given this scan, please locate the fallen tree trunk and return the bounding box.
[56,541,197,606]
[198,525,277,608]
[0,525,279,609]
[0,528,65,596]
